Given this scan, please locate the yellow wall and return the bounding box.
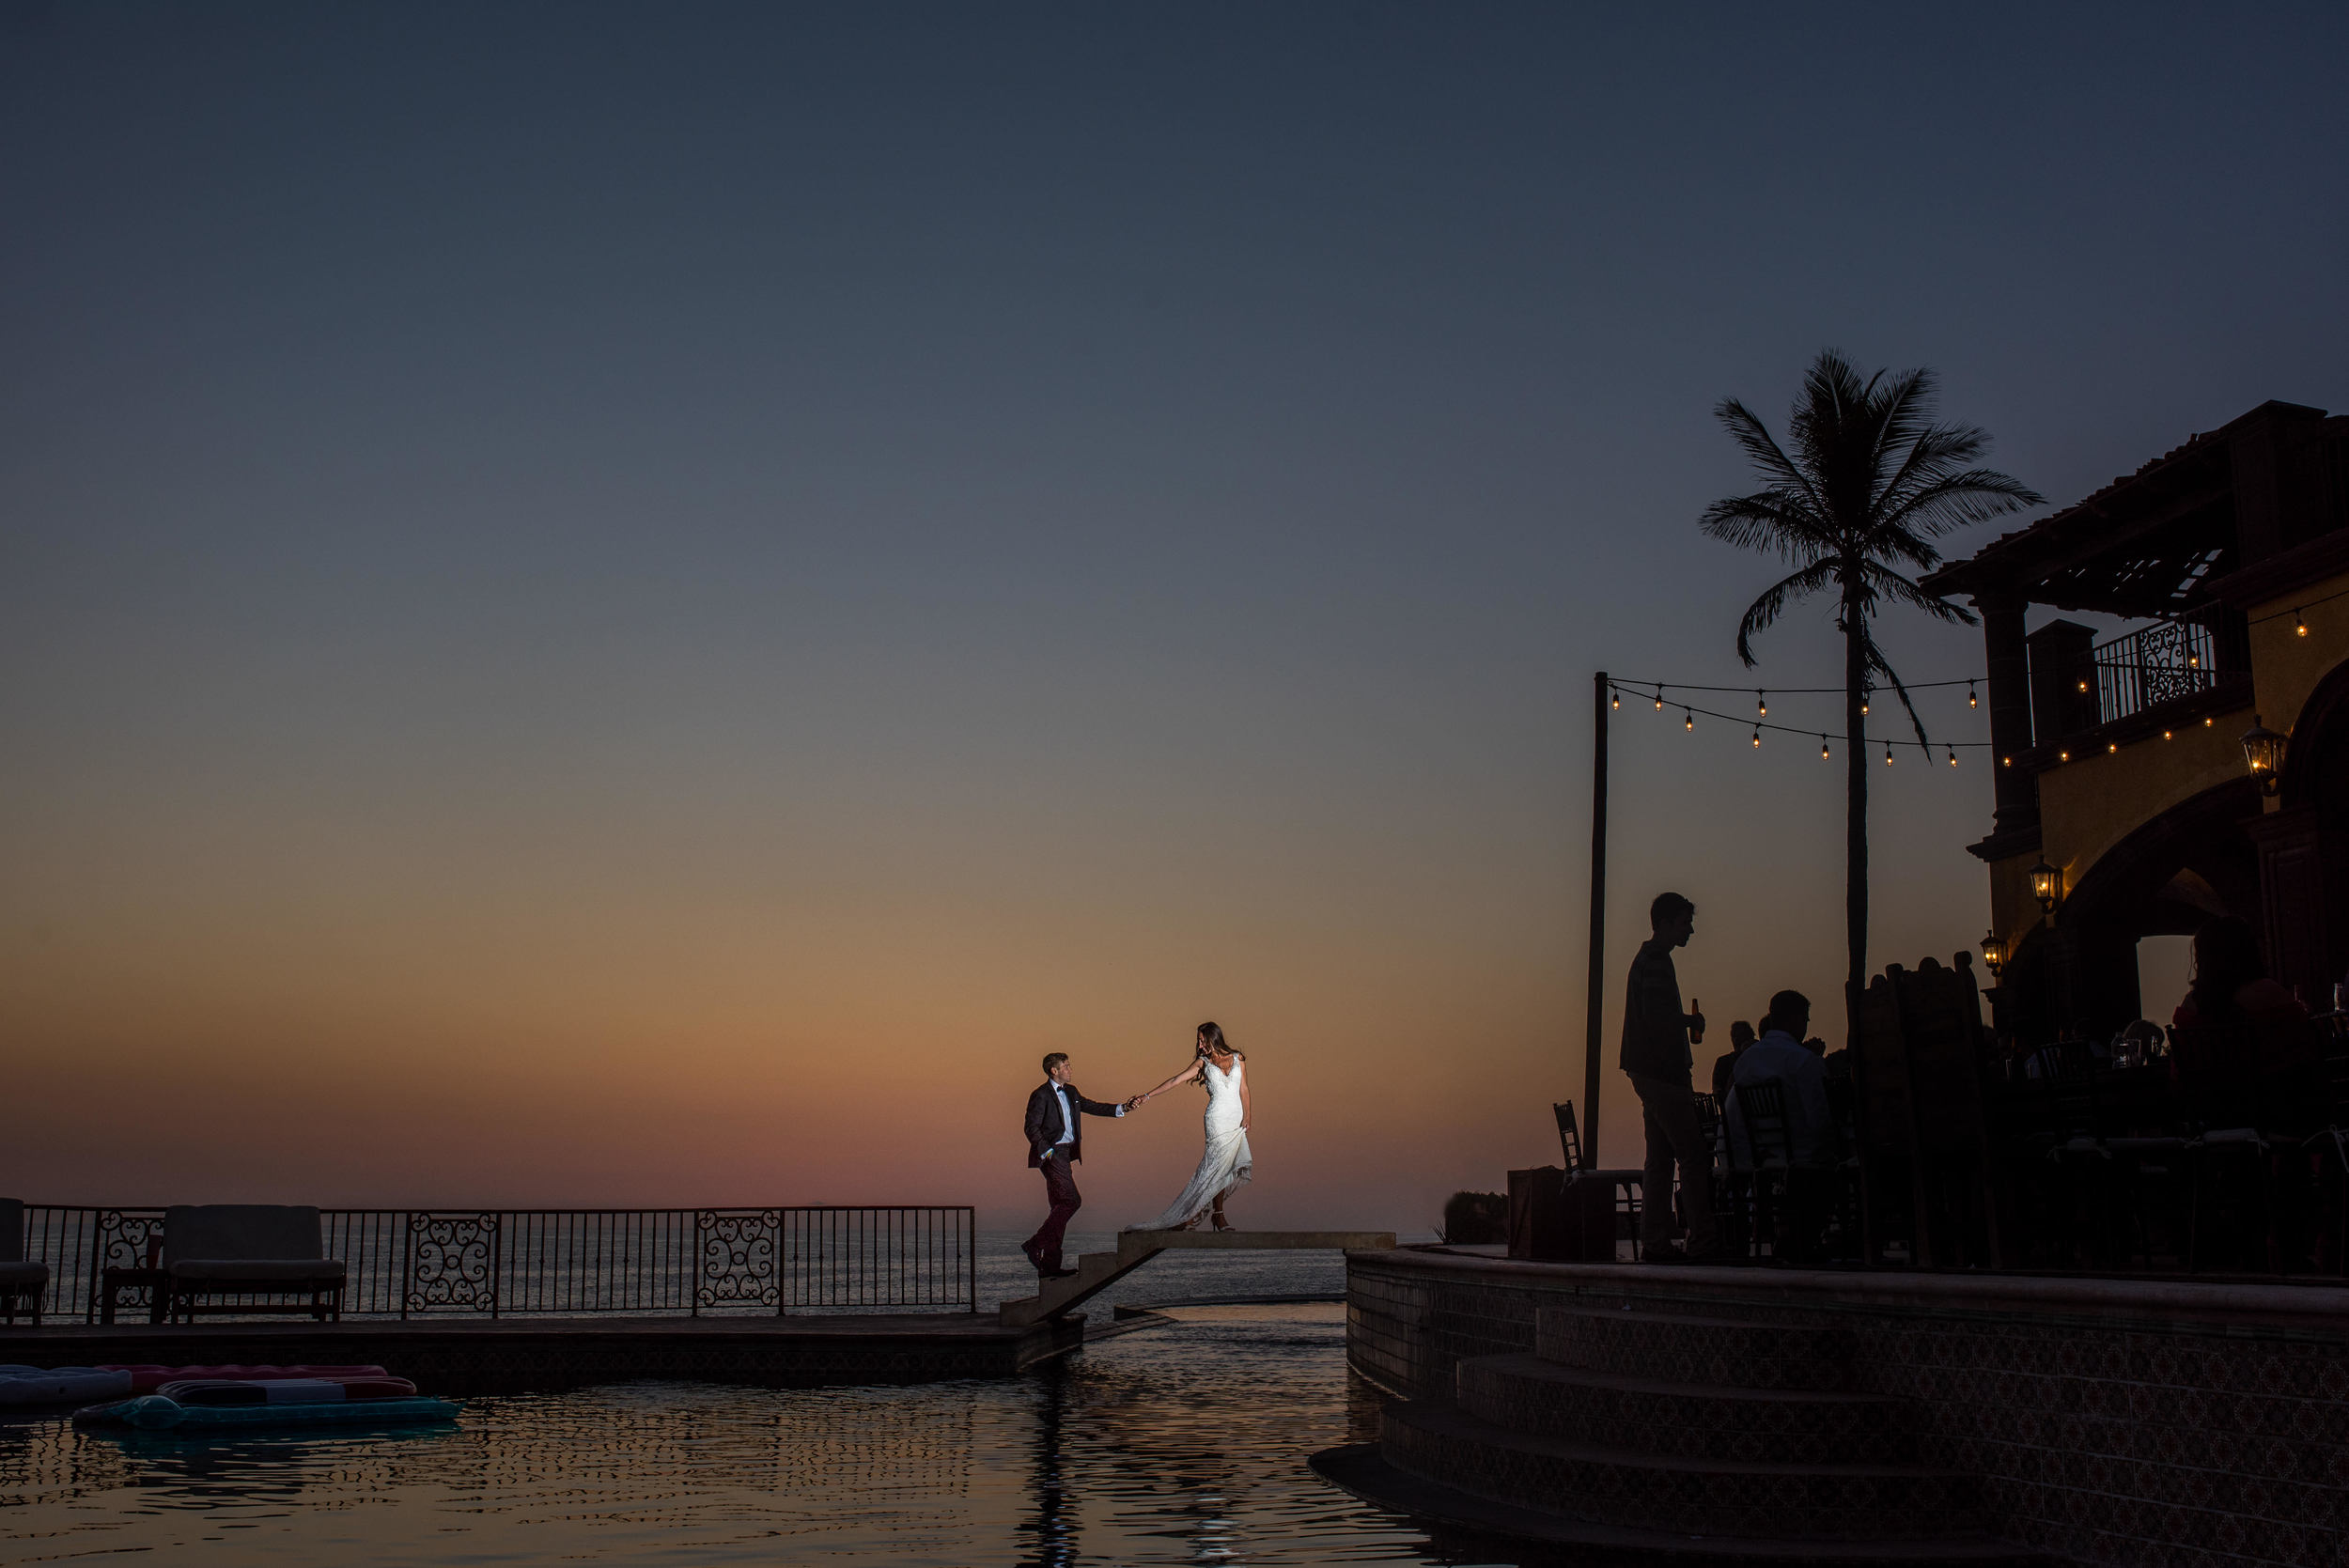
[2032,711,2253,911]
[2247,567,2349,771]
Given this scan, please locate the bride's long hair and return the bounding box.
[1195,1021,1245,1062]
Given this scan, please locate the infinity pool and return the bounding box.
[0,1301,1568,1567]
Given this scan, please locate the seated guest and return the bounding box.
[2172,916,2306,1028]
[1726,991,1832,1169]
[1710,1019,1757,1102]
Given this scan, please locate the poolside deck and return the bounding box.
[0,1312,1085,1393]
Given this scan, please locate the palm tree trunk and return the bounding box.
[1843,582,1868,1045]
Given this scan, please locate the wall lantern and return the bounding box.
[2030,857,2064,914]
[2241,715,2288,797]
[1980,929,2007,976]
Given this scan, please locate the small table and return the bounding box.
[100,1266,169,1325]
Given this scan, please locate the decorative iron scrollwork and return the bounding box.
[95,1209,165,1270]
[695,1209,780,1310]
[405,1212,499,1315]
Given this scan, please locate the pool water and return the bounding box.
[1,1300,1572,1565]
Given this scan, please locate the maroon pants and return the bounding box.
[1025,1154,1081,1270]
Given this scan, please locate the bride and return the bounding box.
[1125,1022,1251,1233]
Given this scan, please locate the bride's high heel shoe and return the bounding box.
[1210,1209,1235,1233]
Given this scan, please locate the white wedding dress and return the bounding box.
[1128,1057,1252,1231]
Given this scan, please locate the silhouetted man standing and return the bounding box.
[1021,1052,1128,1279]
[1621,892,1723,1262]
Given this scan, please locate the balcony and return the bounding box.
[2092,619,2232,726]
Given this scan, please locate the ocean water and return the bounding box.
[0,1236,1591,1567]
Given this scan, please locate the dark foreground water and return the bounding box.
[0,1241,1577,1568]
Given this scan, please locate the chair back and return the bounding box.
[0,1199,22,1265]
[161,1205,325,1265]
[1552,1102,1584,1170]
[1735,1079,1795,1168]
[1692,1093,1726,1170]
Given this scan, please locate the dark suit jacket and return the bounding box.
[1025,1081,1122,1168]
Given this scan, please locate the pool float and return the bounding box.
[158,1376,414,1403]
[102,1364,390,1394]
[0,1366,132,1405]
[74,1388,458,1432]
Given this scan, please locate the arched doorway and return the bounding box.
[2253,653,2349,997]
[2001,776,2262,1042]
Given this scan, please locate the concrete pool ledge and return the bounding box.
[0,1312,1086,1393]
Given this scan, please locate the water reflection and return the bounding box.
[1019,1361,1076,1568]
[0,1304,1564,1565]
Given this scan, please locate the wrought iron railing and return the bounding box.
[14,1205,976,1322]
[2092,618,2229,726]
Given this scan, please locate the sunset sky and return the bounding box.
[5,5,2345,1228]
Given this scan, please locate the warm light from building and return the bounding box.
[2241,715,2288,797]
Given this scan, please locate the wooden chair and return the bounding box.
[1552,1101,1644,1250]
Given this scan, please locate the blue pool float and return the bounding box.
[74,1393,459,1432]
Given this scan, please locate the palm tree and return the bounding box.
[1701,350,2041,1033]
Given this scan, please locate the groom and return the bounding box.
[1022,1052,1135,1278]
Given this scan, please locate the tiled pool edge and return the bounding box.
[1346,1249,2349,1568]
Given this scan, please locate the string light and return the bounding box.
[2297,610,2310,637]
[1750,727,1762,748]
[1611,689,1621,710]
[1757,691,1767,717]
[1655,693,1664,712]
[1947,747,1958,767]
[1967,680,1978,709]
[1820,736,1830,760]
[1860,699,1870,716]
[1884,742,1894,767]
[1684,707,1694,731]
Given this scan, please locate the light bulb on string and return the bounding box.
[1884,742,1894,767]
[1750,727,1761,748]
[1684,707,1694,732]
[1861,698,1870,716]
[1757,691,1767,717]
[2297,610,2310,637]
[1654,692,1664,712]
[1611,689,1620,710]
[1947,746,1958,768]
[1820,736,1829,760]
[1967,680,1978,709]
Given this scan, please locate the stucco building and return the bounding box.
[1922,399,2349,1046]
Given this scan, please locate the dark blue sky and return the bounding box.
[4,3,2344,1206]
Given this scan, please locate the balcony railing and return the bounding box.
[17,1205,977,1322]
[2092,618,2228,726]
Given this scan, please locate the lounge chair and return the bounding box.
[161,1206,346,1323]
[0,1200,48,1326]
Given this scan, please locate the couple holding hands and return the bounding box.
[1019,1022,1251,1278]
